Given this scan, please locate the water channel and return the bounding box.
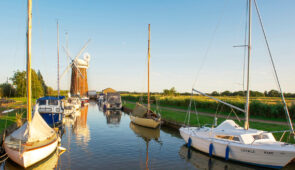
[1,101,294,169]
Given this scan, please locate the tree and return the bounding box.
[11,69,44,98]
[0,83,16,97]
[37,70,48,96]
[47,86,54,96]
[211,91,220,96]
[221,90,231,96]
[267,89,280,97]
[163,87,177,96]
[10,70,26,97]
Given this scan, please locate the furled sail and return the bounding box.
[10,104,56,143]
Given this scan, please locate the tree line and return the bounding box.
[122,87,295,98]
[0,69,54,98]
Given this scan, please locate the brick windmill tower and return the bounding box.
[71,53,90,97]
[61,40,91,97]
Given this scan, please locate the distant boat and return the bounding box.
[66,96,81,111]
[180,0,295,168]
[130,24,161,128]
[104,92,122,110]
[3,1,58,167]
[37,96,65,126]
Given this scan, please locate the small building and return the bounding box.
[102,88,116,94]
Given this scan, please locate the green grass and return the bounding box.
[0,97,28,134]
[122,94,295,121]
[123,101,294,143]
[0,109,26,134]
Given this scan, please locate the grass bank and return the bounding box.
[123,101,295,143]
[0,98,28,135]
[122,94,295,121]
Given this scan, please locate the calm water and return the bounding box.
[1,101,294,170]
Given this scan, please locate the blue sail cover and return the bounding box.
[37,96,65,101]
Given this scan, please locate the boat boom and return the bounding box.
[192,89,246,113]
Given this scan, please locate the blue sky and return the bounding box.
[0,0,294,93]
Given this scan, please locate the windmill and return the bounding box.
[61,39,91,97]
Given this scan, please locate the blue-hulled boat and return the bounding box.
[37,96,65,126]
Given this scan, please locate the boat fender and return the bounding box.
[187,137,192,148]
[225,145,230,161]
[209,143,214,157]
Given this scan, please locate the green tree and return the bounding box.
[0,83,16,97]
[10,70,26,97]
[11,69,44,98]
[211,91,220,96]
[37,70,48,96]
[163,87,177,96]
[221,90,231,96]
[267,89,280,97]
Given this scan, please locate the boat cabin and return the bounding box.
[37,96,65,126]
[212,120,277,144]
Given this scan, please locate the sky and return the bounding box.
[0,0,294,93]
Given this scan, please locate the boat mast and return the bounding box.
[244,0,252,130]
[147,24,151,113]
[57,20,60,97]
[27,0,32,123]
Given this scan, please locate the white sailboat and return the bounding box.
[180,0,295,168]
[3,0,58,168]
[130,24,161,128]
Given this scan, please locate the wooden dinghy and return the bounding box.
[130,103,161,128]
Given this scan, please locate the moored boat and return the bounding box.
[4,0,59,167]
[130,24,161,129]
[37,96,65,127]
[130,103,161,128]
[4,105,59,168]
[179,0,295,168]
[180,120,295,168]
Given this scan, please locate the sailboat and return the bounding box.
[38,21,65,127]
[130,24,161,128]
[179,0,295,168]
[3,0,59,168]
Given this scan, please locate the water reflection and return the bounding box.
[73,105,90,146]
[3,149,60,170]
[179,145,267,170]
[103,110,122,125]
[129,122,161,170]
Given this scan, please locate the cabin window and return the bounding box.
[253,134,269,140]
[48,100,58,105]
[38,100,46,105]
[215,135,240,142]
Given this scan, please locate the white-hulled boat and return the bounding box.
[4,1,58,167]
[180,0,295,168]
[130,24,161,128]
[180,120,295,168]
[4,105,59,168]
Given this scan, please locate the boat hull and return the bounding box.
[4,138,58,168]
[40,113,63,126]
[179,127,295,168]
[130,115,161,128]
